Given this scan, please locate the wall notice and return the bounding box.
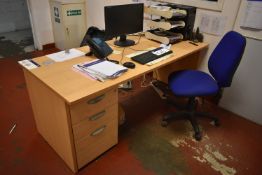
[67,9,82,16]
[199,12,227,36]
[240,1,262,30]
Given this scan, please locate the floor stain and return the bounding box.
[12,157,23,166]
[16,83,26,89]
[0,39,25,57]
[0,159,3,169]
[129,127,189,175]
[15,146,23,153]
[0,36,33,58]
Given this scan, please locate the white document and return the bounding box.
[46,49,85,62]
[199,12,227,36]
[149,5,170,20]
[18,60,38,70]
[76,59,128,79]
[85,60,128,78]
[240,1,262,30]
[171,21,185,28]
[172,9,187,18]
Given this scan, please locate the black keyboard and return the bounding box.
[131,47,173,65]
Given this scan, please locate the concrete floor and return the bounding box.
[0,49,262,175]
[0,29,35,58]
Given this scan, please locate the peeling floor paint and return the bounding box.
[130,116,238,175]
[205,145,228,161]
[203,152,236,175]
[170,138,187,147]
[226,144,233,148]
[175,140,237,175]
[0,29,34,58]
[193,156,207,163]
[228,155,234,160]
[162,120,237,175]
[120,95,241,175]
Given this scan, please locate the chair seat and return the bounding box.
[168,70,219,97]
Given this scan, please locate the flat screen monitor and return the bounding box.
[104,3,144,47]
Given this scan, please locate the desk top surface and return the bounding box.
[26,37,208,104]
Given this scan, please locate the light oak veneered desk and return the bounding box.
[22,37,208,172]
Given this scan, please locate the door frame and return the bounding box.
[26,0,42,50]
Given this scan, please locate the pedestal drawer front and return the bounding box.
[75,120,118,168]
[72,104,117,141]
[70,88,118,125]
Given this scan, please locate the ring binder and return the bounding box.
[73,59,128,80]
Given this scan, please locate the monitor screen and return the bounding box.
[104,3,144,47]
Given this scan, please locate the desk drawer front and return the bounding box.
[70,88,118,125]
[75,120,118,168]
[72,104,117,141]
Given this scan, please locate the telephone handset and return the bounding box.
[85,36,113,59]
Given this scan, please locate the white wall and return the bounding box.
[27,0,141,49]
[0,0,31,33]
[194,0,241,72]
[86,0,106,29]
[219,0,262,125]
[27,0,54,50]
[220,38,262,125]
[86,0,136,29]
[27,0,88,50]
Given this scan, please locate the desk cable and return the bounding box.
[119,47,127,64]
[108,35,145,64]
[141,73,156,88]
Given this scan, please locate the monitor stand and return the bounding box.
[114,35,135,47]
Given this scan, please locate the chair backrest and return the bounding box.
[208,31,246,88]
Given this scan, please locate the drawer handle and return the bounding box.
[90,125,106,136]
[87,94,105,104]
[89,110,106,121]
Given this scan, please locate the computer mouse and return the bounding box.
[123,62,135,69]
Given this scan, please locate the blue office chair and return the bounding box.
[161,31,246,140]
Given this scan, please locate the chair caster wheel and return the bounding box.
[194,132,202,141]
[163,115,169,120]
[166,99,172,105]
[161,120,168,127]
[214,119,220,127]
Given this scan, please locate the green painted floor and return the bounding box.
[0,29,34,58]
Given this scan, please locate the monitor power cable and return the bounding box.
[119,47,127,64]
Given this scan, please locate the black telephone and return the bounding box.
[81,26,113,59]
[85,36,113,59]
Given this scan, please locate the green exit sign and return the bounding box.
[67,9,81,16]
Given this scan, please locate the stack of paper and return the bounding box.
[73,59,128,81]
[47,49,85,62]
[18,59,39,70]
